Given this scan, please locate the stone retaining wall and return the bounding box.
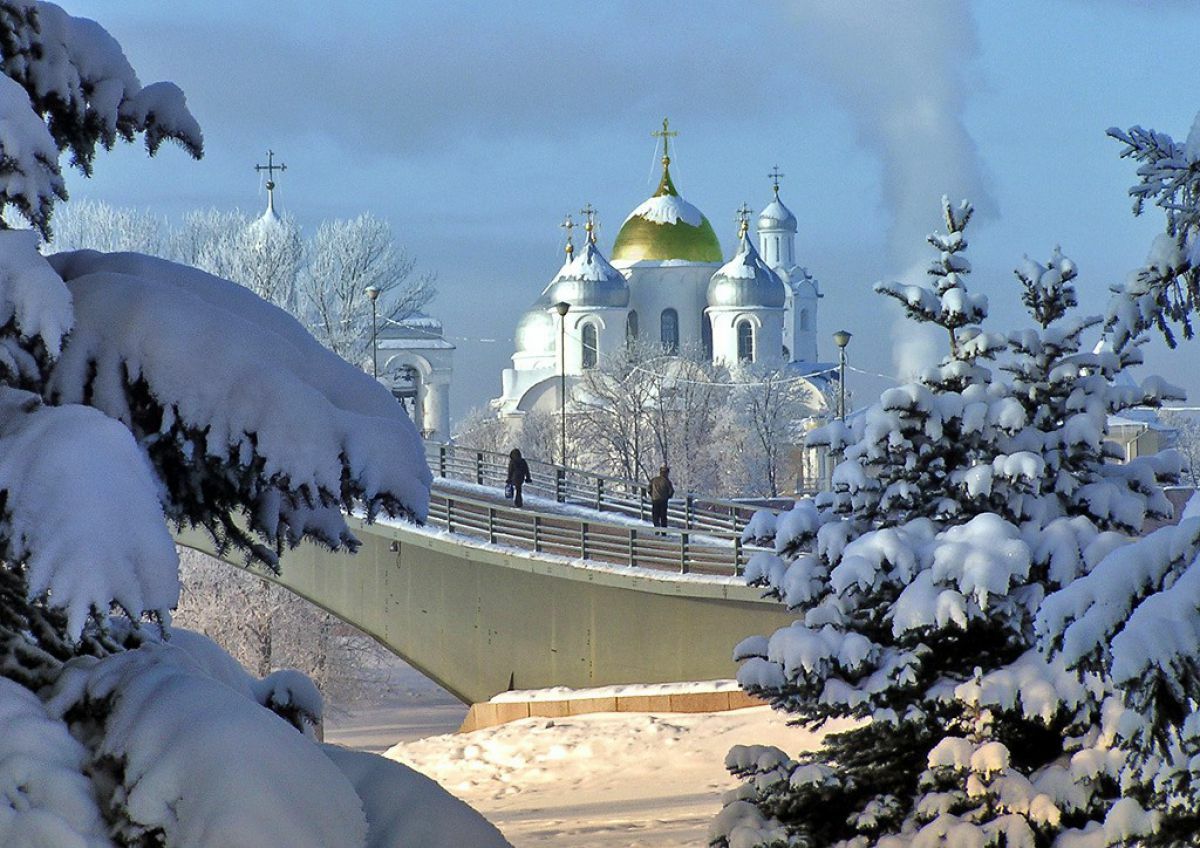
[459,690,766,733]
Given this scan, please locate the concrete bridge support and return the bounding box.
[177,517,796,705]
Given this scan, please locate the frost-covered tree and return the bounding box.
[0,6,506,847]
[299,213,436,365]
[177,207,304,310]
[47,203,436,367]
[1160,409,1200,488]
[174,549,392,711]
[731,366,818,498]
[574,338,665,481]
[45,198,165,254]
[714,199,1179,848]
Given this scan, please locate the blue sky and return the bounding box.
[63,1,1200,422]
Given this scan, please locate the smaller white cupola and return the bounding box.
[705,205,787,369]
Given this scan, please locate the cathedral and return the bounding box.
[493,120,831,422]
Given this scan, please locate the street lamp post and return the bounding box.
[365,286,381,379]
[554,301,571,465]
[832,330,852,421]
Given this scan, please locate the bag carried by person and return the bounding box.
[504,482,515,500]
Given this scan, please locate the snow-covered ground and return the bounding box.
[325,658,834,848]
[324,660,468,751]
[386,708,831,848]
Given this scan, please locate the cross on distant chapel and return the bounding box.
[768,165,785,196]
[255,150,287,191]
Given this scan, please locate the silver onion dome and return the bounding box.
[514,295,558,354]
[757,196,797,232]
[545,240,629,309]
[707,232,787,309]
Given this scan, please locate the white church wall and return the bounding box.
[624,264,716,353]
[707,308,785,369]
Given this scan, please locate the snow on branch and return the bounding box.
[45,641,369,848]
[0,1,202,236]
[45,250,430,566]
[0,387,178,638]
[1106,114,1200,348]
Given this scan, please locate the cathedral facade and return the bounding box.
[493,123,830,426]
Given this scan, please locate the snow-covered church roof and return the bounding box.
[758,193,797,233]
[547,239,629,308]
[707,229,787,309]
[610,146,722,265]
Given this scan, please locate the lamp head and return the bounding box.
[365,286,381,302]
[832,329,852,349]
[553,301,571,317]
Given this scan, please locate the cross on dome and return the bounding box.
[768,165,784,196]
[255,149,287,191]
[736,203,753,238]
[254,149,288,220]
[580,203,598,244]
[560,214,575,258]
[652,117,678,166]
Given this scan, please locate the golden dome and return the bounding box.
[610,146,722,264]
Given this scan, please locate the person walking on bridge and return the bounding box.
[649,465,674,528]
[506,448,532,508]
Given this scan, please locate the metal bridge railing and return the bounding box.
[426,490,758,576]
[425,442,786,536]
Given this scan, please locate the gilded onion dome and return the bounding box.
[611,119,722,264]
[707,224,787,309]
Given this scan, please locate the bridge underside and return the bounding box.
[177,518,796,704]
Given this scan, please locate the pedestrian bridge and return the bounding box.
[176,444,796,704]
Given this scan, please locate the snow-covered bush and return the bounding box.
[714,196,1180,847]
[0,6,504,847]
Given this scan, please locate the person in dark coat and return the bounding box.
[506,448,532,508]
[648,465,674,528]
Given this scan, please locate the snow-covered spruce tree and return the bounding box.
[0,5,507,847]
[809,199,1011,529]
[1036,112,1200,847]
[713,201,1179,848]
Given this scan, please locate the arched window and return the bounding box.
[660,308,679,354]
[626,310,639,344]
[737,320,754,363]
[581,322,598,369]
[799,308,810,331]
[701,313,713,361]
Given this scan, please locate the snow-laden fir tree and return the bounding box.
[1036,111,1200,847]
[713,198,1180,848]
[0,4,506,846]
[812,199,1011,528]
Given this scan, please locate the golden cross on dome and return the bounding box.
[736,203,753,238]
[560,214,575,258]
[651,117,678,164]
[768,165,784,196]
[580,203,598,244]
